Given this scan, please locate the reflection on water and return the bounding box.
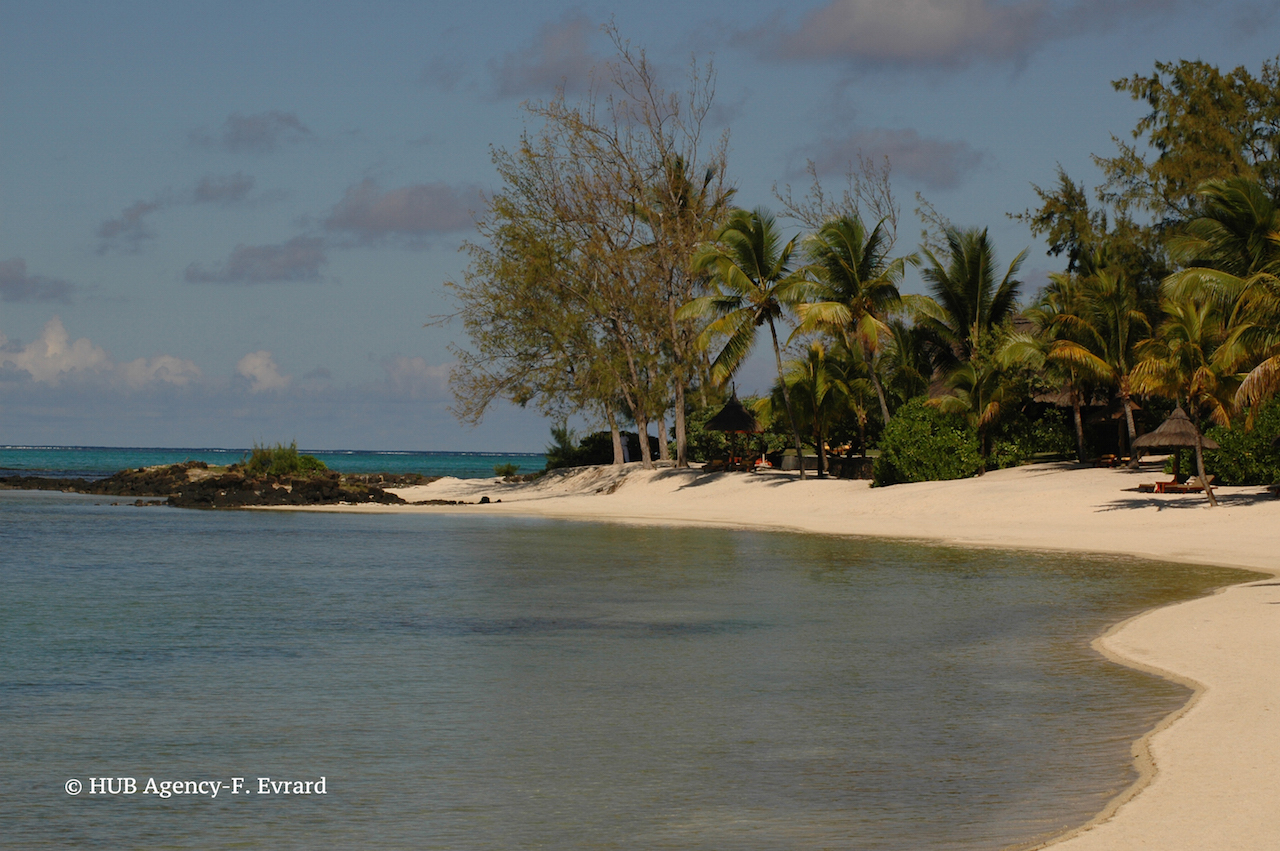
[0,491,1255,849]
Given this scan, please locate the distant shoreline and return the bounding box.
[0,445,546,481]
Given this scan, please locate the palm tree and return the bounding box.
[1007,272,1109,462]
[759,341,864,477]
[928,360,1013,474]
[681,207,810,476]
[1081,266,1152,464]
[915,227,1027,367]
[1164,177,1280,413]
[796,213,912,424]
[880,318,932,408]
[1132,297,1238,473]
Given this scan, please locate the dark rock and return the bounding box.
[2,460,406,509]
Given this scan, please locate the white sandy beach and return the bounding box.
[324,461,1279,850]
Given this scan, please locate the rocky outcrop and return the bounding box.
[0,461,425,508]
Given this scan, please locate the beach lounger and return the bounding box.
[1158,475,1216,494]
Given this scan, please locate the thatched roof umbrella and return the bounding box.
[1132,406,1220,505]
[706,391,762,468]
[706,392,762,434]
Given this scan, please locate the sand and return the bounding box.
[323,460,1280,850]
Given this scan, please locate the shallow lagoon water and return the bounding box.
[0,490,1253,849]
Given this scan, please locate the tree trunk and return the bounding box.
[1194,436,1218,507]
[657,412,670,462]
[1121,386,1139,469]
[635,410,653,469]
[768,317,806,479]
[1071,387,1086,464]
[863,339,891,425]
[606,407,625,465]
[667,291,690,468]
[674,382,688,467]
[815,423,828,478]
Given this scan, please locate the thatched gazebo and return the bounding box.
[1132,406,1220,505]
[705,392,762,434]
[705,391,762,468]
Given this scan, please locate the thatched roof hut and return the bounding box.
[1133,406,1219,506]
[1132,407,1220,451]
[706,392,762,434]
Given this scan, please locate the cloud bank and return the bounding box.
[0,259,75,304]
[236,351,291,393]
[757,0,1199,70]
[0,317,199,387]
[322,179,480,245]
[190,111,313,153]
[489,11,602,97]
[97,173,257,254]
[185,236,326,284]
[805,128,985,189]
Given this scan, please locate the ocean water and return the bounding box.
[0,446,546,480]
[0,489,1253,850]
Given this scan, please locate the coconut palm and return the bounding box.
[1131,297,1238,427]
[796,214,911,424]
[759,341,866,477]
[681,207,809,476]
[928,360,1014,474]
[1007,272,1109,462]
[915,227,1027,367]
[1132,297,1241,506]
[1081,266,1152,464]
[1164,177,1280,413]
[880,318,932,408]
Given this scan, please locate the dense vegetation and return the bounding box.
[449,45,1280,485]
[238,442,328,478]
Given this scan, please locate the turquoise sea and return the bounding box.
[0,445,546,480]
[0,481,1253,849]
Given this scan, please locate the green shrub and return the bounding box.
[241,441,328,477]
[872,399,981,486]
[679,405,731,462]
[1203,401,1280,485]
[987,407,1076,469]
[493,462,521,477]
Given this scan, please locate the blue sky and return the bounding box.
[2,0,1278,451]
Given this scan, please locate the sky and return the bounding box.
[2,0,1278,452]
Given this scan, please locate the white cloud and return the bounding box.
[0,317,110,384]
[0,317,203,390]
[119,354,203,389]
[382,354,451,399]
[236,351,291,393]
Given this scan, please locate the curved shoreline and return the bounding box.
[301,461,1280,850]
